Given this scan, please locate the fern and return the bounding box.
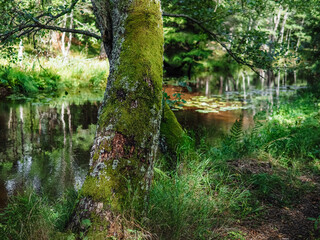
[230,115,243,143]
[252,120,263,136]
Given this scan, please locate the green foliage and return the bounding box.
[219,90,320,165]
[142,89,320,239]
[0,189,78,240]
[0,56,108,98]
[254,98,320,164]
[0,191,54,240]
[309,216,320,231]
[145,137,258,240]
[226,231,247,240]
[161,0,320,79]
[0,66,59,96]
[163,17,212,78]
[230,115,243,143]
[163,91,186,109]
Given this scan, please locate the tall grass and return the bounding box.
[144,136,258,240]
[0,189,77,240]
[142,88,320,239]
[41,57,109,90]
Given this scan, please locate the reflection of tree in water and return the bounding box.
[0,102,99,206]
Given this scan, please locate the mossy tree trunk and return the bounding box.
[70,0,164,237]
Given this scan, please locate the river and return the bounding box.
[0,71,306,208]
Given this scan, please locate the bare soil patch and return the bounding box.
[228,159,320,240]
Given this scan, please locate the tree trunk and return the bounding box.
[64,10,74,60]
[278,8,289,44]
[61,11,67,57]
[70,0,164,238]
[18,39,23,67]
[295,17,305,52]
[273,7,282,36]
[99,42,107,59]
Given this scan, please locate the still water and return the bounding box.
[0,72,306,208]
[0,96,100,208]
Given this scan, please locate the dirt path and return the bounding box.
[229,159,320,240]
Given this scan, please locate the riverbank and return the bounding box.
[0,56,108,99]
[146,86,320,239]
[0,84,319,239]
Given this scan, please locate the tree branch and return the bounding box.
[162,12,264,78]
[1,23,101,43]
[0,0,101,44]
[35,23,101,39]
[44,0,80,25]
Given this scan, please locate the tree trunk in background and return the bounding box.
[273,7,282,38]
[61,9,73,61]
[18,39,23,67]
[295,17,305,52]
[64,10,74,60]
[99,42,107,59]
[70,0,164,238]
[61,11,67,57]
[278,8,289,44]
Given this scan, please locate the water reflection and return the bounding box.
[165,69,306,143]
[0,70,306,208]
[0,100,100,208]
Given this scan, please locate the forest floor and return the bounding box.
[229,158,320,240]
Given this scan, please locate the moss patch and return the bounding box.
[83,0,164,214]
[160,103,185,153]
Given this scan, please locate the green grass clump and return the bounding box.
[145,137,259,240]
[218,90,320,171]
[0,189,78,240]
[45,57,108,90]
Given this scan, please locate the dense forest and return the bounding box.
[0,0,320,239]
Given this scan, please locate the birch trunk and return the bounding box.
[18,39,24,67]
[70,0,164,237]
[278,8,289,44]
[61,12,67,57]
[295,17,305,52]
[64,10,74,60]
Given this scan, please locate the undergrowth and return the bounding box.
[143,87,320,239]
[0,56,108,98]
[0,189,77,240]
[0,87,319,239]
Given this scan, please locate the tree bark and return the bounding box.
[18,39,24,67]
[70,0,164,238]
[278,8,289,44]
[65,10,74,60]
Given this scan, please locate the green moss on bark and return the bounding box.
[98,0,164,142]
[160,103,185,153]
[81,0,164,213]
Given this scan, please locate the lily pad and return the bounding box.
[195,109,219,113]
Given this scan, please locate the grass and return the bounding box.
[0,189,78,240]
[146,138,258,239]
[143,86,320,239]
[0,85,319,239]
[0,55,108,98]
